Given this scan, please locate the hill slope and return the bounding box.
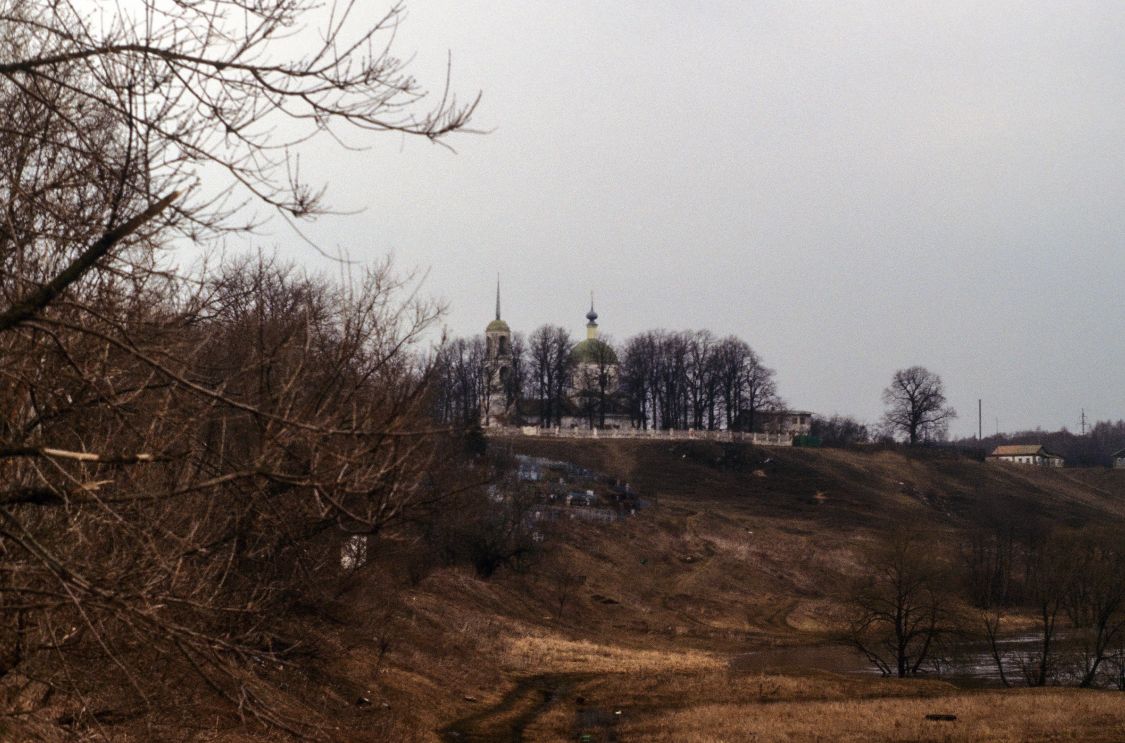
[505,437,1125,527]
[339,440,1125,740]
[168,440,1125,741]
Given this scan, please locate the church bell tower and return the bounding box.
[483,277,512,425]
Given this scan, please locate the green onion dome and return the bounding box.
[570,337,618,365]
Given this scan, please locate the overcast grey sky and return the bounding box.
[274,1,1125,437]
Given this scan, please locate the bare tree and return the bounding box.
[1060,530,1125,687]
[528,325,572,428]
[506,331,528,422]
[682,330,722,430]
[738,352,780,433]
[962,521,1022,688]
[961,520,1020,611]
[620,332,658,429]
[0,1,476,246]
[881,366,956,444]
[713,336,750,429]
[1015,528,1068,687]
[654,331,689,429]
[843,531,958,678]
[433,335,489,427]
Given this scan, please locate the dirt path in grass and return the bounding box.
[440,672,608,742]
[758,596,799,631]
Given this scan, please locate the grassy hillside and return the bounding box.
[320,439,1124,741]
[155,440,1124,741]
[503,437,1125,528]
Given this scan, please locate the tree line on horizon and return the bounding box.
[949,421,1125,468]
[431,327,782,432]
[813,413,1125,466]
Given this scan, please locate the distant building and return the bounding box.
[484,287,629,429]
[987,445,1064,467]
[563,297,630,429]
[1113,448,1125,469]
[482,279,513,426]
[747,410,814,437]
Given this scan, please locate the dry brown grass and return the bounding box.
[617,689,1125,742]
[503,634,725,674]
[517,665,1125,742]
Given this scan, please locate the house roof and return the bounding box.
[1113,448,1125,459]
[988,444,1062,459]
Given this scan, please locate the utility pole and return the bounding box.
[1080,408,1088,435]
[978,399,982,440]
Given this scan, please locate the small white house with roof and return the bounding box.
[1112,448,1125,469]
[986,444,1064,467]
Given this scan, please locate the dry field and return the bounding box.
[444,632,1125,742]
[615,688,1125,742]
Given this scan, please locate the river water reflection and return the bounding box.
[730,634,1113,688]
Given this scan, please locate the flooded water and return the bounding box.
[937,633,1045,686]
[730,634,1105,688]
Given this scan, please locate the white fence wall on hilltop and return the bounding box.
[489,426,792,447]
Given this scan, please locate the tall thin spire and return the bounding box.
[495,274,501,321]
[585,290,598,340]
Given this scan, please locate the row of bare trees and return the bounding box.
[845,523,1125,689]
[619,331,778,431]
[967,521,1125,688]
[432,327,781,431]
